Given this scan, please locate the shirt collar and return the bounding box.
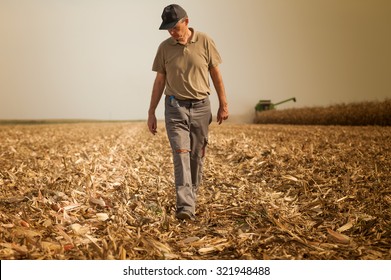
[169,28,198,45]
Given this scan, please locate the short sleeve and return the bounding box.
[207,37,222,68]
[152,43,166,74]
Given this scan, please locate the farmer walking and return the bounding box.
[147,4,229,221]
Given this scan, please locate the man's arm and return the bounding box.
[210,65,229,124]
[148,72,166,134]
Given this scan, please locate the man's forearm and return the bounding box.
[149,74,166,115]
[210,66,228,107]
[210,66,229,124]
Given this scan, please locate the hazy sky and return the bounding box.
[1,0,390,122]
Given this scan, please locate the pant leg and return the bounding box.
[164,97,194,214]
[189,98,212,197]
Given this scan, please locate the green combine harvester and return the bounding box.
[255,97,297,112]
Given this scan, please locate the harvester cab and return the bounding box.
[255,97,296,112]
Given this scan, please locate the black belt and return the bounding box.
[174,96,204,101]
[169,96,206,108]
[177,99,206,109]
[177,98,205,103]
[169,96,206,102]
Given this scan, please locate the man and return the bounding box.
[147,4,229,221]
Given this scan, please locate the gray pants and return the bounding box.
[164,95,212,215]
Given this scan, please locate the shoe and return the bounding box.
[176,210,195,221]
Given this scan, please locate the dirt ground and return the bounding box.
[0,122,390,259]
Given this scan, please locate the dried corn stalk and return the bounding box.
[0,121,390,260]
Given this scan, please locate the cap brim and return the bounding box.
[159,20,179,30]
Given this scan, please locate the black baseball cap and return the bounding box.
[159,4,187,30]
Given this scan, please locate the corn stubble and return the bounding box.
[0,122,390,260]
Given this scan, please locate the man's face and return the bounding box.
[168,18,188,41]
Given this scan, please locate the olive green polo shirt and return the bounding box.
[152,28,222,100]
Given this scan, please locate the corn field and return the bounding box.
[0,121,390,260]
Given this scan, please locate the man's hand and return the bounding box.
[148,114,158,135]
[217,104,229,124]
